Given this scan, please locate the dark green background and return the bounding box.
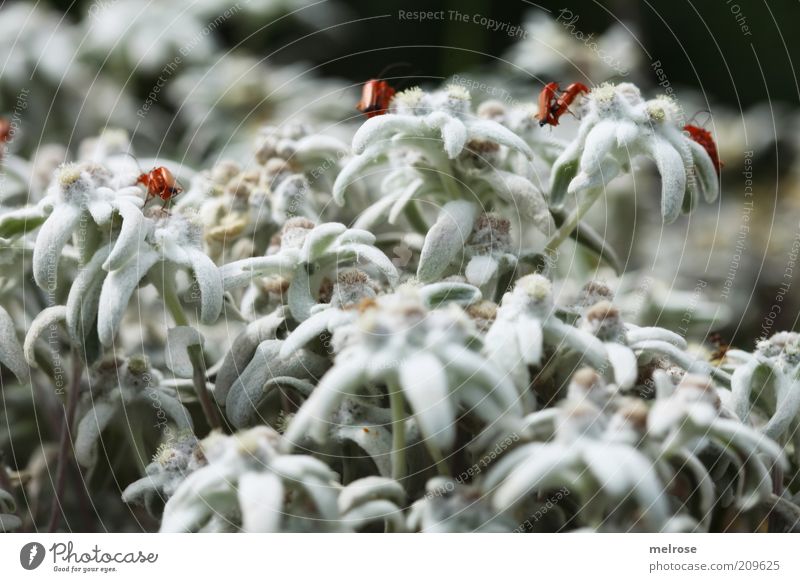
[39,0,800,108]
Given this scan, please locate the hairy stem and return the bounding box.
[47,350,84,532]
[425,441,451,478]
[543,188,602,263]
[388,379,406,482]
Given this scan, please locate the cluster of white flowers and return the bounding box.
[1,74,797,535]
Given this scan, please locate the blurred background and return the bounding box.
[2,0,800,341]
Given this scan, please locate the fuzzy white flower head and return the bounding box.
[550,81,720,223]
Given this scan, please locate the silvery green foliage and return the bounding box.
[0,486,21,532]
[0,306,27,382]
[550,83,720,222]
[284,288,522,454]
[220,218,398,321]
[122,432,204,518]
[729,332,800,454]
[74,356,193,470]
[160,426,342,532]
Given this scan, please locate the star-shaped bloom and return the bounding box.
[550,83,720,223]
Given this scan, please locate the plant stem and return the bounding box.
[543,188,602,264]
[425,442,451,478]
[388,379,406,482]
[161,274,222,431]
[47,350,84,532]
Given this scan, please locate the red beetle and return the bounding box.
[684,124,723,175]
[537,82,589,127]
[536,82,560,127]
[0,118,11,143]
[137,167,182,204]
[356,79,396,118]
[0,118,11,162]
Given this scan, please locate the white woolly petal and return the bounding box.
[294,134,349,161]
[686,138,720,203]
[516,316,544,367]
[67,244,113,343]
[399,351,455,450]
[626,326,687,350]
[388,178,424,225]
[238,472,284,533]
[74,401,117,469]
[578,120,618,176]
[568,157,621,194]
[97,248,160,346]
[186,248,223,325]
[644,135,686,223]
[0,307,27,380]
[165,326,204,377]
[730,360,758,422]
[337,243,399,285]
[279,309,340,358]
[284,354,368,446]
[87,199,113,225]
[467,119,534,158]
[465,255,498,288]
[220,253,296,291]
[353,191,402,230]
[426,111,467,158]
[301,223,347,262]
[335,228,377,246]
[338,477,405,514]
[32,204,82,290]
[23,305,67,367]
[103,200,149,271]
[543,318,609,372]
[605,342,638,389]
[417,200,477,283]
[352,114,427,155]
[332,144,387,205]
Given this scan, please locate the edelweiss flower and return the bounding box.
[220,219,398,321]
[485,275,619,396]
[121,432,204,518]
[160,426,342,532]
[74,356,193,470]
[284,289,522,477]
[730,332,800,444]
[550,83,720,223]
[31,162,143,291]
[335,86,550,229]
[486,398,679,532]
[649,373,786,512]
[92,212,223,346]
